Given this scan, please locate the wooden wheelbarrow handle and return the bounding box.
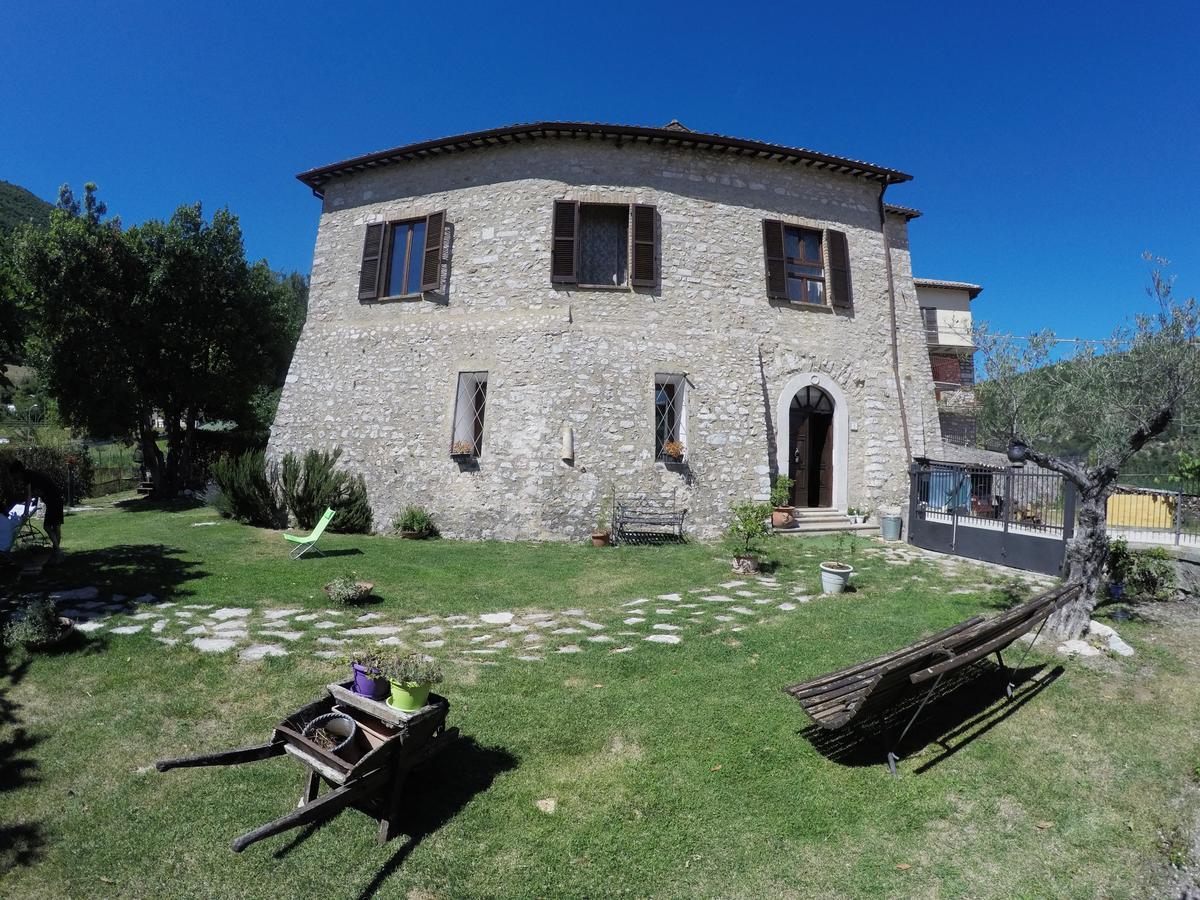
[156,740,285,772]
[231,768,386,853]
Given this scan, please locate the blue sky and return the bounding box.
[4,1,1198,339]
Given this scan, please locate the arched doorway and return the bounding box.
[789,386,834,507]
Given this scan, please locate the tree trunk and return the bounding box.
[139,419,165,494]
[160,409,182,498]
[1049,486,1111,639]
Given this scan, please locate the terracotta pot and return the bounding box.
[591,532,611,548]
[771,507,794,529]
[399,530,422,540]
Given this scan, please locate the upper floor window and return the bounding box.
[654,374,687,463]
[551,200,658,288]
[358,211,446,301]
[451,371,488,458]
[762,220,852,309]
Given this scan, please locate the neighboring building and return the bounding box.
[915,278,982,447]
[271,121,950,540]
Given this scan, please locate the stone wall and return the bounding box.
[271,139,941,540]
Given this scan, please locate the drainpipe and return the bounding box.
[878,185,913,462]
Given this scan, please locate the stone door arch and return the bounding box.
[775,373,849,512]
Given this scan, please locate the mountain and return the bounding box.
[0,180,53,231]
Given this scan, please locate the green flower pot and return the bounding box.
[387,680,432,712]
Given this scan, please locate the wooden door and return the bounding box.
[789,412,810,506]
[813,414,833,507]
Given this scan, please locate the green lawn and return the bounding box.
[1,496,1197,898]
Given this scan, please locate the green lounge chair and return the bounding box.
[283,508,336,559]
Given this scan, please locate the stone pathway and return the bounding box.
[27,540,1060,669]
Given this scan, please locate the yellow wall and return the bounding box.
[1108,493,1173,528]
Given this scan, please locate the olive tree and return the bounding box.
[976,258,1200,637]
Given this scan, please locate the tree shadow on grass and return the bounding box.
[111,496,207,515]
[16,545,209,609]
[799,660,1065,775]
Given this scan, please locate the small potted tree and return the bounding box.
[592,504,611,547]
[4,596,75,649]
[382,652,444,712]
[395,506,436,539]
[770,476,795,529]
[819,533,855,594]
[660,440,686,465]
[325,573,375,605]
[1106,536,1132,599]
[346,647,389,700]
[727,501,772,574]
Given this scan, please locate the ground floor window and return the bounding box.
[655,374,687,461]
[452,372,488,456]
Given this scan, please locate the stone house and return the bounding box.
[271,121,960,540]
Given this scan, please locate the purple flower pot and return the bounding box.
[351,663,389,700]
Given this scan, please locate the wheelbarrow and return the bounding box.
[156,684,458,852]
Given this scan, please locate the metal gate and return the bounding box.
[907,460,1076,576]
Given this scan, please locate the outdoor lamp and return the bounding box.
[1007,440,1029,465]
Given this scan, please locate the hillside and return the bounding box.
[0,179,53,231]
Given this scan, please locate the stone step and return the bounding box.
[774,520,878,536]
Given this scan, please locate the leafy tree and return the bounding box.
[977,258,1200,637]
[12,186,299,495]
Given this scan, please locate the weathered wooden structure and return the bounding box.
[784,583,1080,776]
[156,684,457,851]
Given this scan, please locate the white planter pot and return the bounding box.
[819,563,853,594]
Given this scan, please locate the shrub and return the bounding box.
[0,444,95,506]
[394,506,436,537]
[381,652,444,686]
[210,450,285,527]
[280,448,373,534]
[726,501,772,556]
[4,596,65,647]
[1126,546,1176,601]
[770,476,794,508]
[326,573,372,605]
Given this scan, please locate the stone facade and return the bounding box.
[271,137,943,540]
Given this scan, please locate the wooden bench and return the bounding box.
[612,494,687,546]
[783,582,1080,776]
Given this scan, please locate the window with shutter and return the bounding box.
[551,200,657,288]
[763,221,839,306]
[358,214,448,301]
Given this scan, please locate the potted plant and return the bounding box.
[770,476,795,528]
[726,501,772,574]
[660,440,686,465]
[1106,537,1132,599]
[3,596,74,649]
[450,440,475,462]
[381,653,444,712]
[394,506,436,539]
[847,506,868,525]
[346,648,390,700]
[325,573,375,605]
[592,493,612,548]
[819,533,855,594]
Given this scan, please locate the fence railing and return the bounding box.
[1109,476,1200,548]
[908,460,1074,575]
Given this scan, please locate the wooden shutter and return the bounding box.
[551,200,578,283]
[631,204,657,287]
[421,210,445,292]
[827,229,851,309]
[358,223,385,300]
[762,219,786,299]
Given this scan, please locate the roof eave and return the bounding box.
[296,121,913,197]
